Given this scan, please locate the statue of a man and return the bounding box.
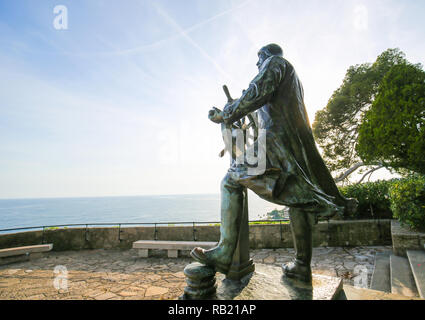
[191,43,356,282]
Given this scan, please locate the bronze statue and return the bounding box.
[191,43,357,283]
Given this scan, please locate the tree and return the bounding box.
[312,48,408,183]
[357,63,425,174]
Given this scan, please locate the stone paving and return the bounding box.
[0,246,392,300]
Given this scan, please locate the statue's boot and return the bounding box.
[191,177,244,274]
[282,208,315,283]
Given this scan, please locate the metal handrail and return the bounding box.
[0,219,289,234]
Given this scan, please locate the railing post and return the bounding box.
[85,224,89,242]
[154,223,158,240]
[280,220,283,242]
[193,222,197,241]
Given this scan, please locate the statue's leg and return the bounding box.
[282,208,316,283]
[191,173,244,273]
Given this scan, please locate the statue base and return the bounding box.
[226,259,255,281]
[215,264,343,300]
[180,263,217,300]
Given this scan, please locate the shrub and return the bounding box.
[389,175,425,232]
[339,180,396,219]
[249,221,289,225]
[261,208,289,220]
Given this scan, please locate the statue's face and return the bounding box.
[256,50,269,70]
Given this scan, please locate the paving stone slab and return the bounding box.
[94,292,117,300]
[370,251,391,292]
[340,285,422,300]
[145,286,169,297]
[406,250,425,299]
[390,254,418,297]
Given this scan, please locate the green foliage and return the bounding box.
[312,48,408,177]
[261,208,288,220]
[339,176,425,229]
[249,221,289,225]
[339,180,395,219]
[357,63,425,174]
[389,175,425,232]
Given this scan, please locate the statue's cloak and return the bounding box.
[222,56,349,218]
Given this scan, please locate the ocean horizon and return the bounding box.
[0,192,285,232]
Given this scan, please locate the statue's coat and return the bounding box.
[222,56,348,217]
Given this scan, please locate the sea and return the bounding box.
[0,192,285,233]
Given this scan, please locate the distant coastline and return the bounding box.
[0,193,284,231]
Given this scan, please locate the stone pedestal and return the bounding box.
[181,263,217,300]
[216,264,343,300]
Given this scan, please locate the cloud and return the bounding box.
[353,4,369,31]
[150,1,232,81]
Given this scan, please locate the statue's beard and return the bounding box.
[257,55,271,71]
[257,60,266,71]
[257,61,264,71]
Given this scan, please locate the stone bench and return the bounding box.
[0,244,53,265]
[132,240,217,258]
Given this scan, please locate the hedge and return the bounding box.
[339,179,396,220]
[389,175,425,232]
[338,176,425,231]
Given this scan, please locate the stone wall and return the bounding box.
[0,219,392,251]
[391,220,425,257]
[249,219,392,249]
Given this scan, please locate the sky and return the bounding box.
[0,0,424,199]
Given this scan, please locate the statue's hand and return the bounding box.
[208,107,224,124]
